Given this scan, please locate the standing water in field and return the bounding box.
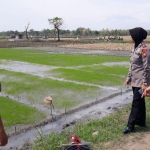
[3,90,132,149]
[0,49,132,149]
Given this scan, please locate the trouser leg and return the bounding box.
[127,87,146,129]
[136,97,146,125]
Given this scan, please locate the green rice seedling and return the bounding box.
[80,65,129,76]
[0,69,104,109]
[51,67,126,86]
[0,96,45,128]
[0,48,129,67]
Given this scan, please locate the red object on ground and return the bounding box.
[71,135,81,144]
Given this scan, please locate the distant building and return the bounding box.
[11,33,23,39]
[43,35,49,39]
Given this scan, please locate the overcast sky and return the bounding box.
[1,0,150,31]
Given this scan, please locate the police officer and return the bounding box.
[123,27,150,134]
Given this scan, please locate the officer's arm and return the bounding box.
[126,64,131,81]
[126,52,132,82]
[141,48,149,85]
[0,117,8,146]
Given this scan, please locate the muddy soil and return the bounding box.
[0,39,132,51]
[2,39,150,51]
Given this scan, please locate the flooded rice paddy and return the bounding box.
[4,90,132,149]
[1,47,132,149]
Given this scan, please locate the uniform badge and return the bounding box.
[142,49,147,58]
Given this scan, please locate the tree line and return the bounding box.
[1,28,150,37]
[1,16,150,40]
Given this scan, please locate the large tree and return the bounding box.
[48,17,63,41]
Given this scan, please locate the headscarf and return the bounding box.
[129,27,147,49]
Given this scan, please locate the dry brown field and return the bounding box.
[0,36,150,51]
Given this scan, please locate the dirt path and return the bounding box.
[119,134,150,150]
[111,132,150,150]
[122,133,150,150]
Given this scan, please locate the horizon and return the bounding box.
[1,28,147,32]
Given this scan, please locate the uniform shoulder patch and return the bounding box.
[142,48,148,58]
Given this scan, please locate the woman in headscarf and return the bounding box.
[124,27,150,134]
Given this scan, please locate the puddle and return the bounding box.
[102,61,129,67]
[0,59,119,91]
[14,47,131,57]
[2,90,132,150]
[0,59,57,76]
[65,50,108,55]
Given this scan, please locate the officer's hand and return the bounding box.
[141,84,147,93]
[142,86,150,97]
[125,80,130,86]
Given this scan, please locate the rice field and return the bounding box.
[0,48,130,129]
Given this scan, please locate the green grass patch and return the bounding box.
[51,67,126,86]
[32,97,150,150]
[0,96,45,127]
[0,48,129,67]
[80,65,129,76]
